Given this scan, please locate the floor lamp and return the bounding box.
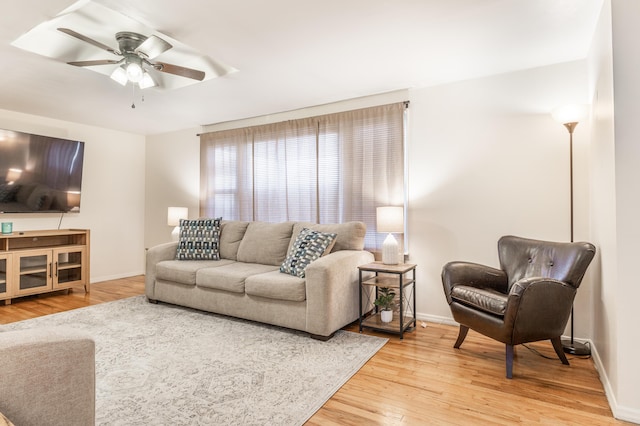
[552,104,590,356]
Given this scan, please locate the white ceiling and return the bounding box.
[0,0,603,136]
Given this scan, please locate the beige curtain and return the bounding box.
[200,102,405,250]
[318,103,405,249]
[251,118,318,222]
[200,127,253,220]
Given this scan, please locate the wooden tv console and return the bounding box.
[0,229,90,305]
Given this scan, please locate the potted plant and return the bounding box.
[374,287,396,323]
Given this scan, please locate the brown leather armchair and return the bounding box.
[441,235,595,378]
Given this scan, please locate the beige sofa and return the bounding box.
[145,220,374,339]
[0,327,95,426]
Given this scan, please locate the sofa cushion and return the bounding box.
[156,259,234,285]
[219,221,250,261]
[245,270,306,302]
[236,221,294,266]
[196,262,279,293]
[280,228,337,278]
[175,218,221,260]
[289,221,367,254]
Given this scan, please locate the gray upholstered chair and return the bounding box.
[441,235,595,378]
[0,327,95,425]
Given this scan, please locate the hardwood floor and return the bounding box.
[0,276,628,425]
[0,276,145,324]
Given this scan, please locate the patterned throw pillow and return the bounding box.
[0,184,19,202]
[175,218,222,260]
[280,228,337,278]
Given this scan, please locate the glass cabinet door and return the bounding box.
[0,253,10,300]
[15,249,52,296]
[53,247,86,289]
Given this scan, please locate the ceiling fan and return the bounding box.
[57,28,205,89]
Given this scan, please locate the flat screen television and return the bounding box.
[0,128,85,213]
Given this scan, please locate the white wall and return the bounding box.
[145,128,200,249]
[592,0,640,423]
[0,109,146,282]
[588,0,621,418]
[407,61,591,323]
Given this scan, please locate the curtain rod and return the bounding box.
[196,100,410,136]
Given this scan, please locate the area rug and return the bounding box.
[2,296,387,425]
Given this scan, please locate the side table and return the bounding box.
[358,261,417,339]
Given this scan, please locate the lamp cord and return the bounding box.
[523,342,591,360]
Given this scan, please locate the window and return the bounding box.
[200,102,406,250]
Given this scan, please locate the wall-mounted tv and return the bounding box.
[0,128,85,213]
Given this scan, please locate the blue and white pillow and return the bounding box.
[280,228,337,278]
[175,218,222,260]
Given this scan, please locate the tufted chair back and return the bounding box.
[498,235,596,292]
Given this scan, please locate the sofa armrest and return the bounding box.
[304,249,375,337]
[0,327,95,426]
[145,242,178,299]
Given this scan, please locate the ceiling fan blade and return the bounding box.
[67,59,122,67]
[57,28,120,55]
[153,62,205,81]
[135,35,172,59]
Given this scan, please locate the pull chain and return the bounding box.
[130,84,145,108]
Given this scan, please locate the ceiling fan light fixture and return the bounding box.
[125,61,143,83]
[52,25,217,94]
[110,66,128,86]
[139,71,156,89]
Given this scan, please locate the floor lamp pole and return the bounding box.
[561,121,591,356]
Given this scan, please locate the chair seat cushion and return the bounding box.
[451,285,508,316]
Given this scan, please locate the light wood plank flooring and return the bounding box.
[0,277,628,425]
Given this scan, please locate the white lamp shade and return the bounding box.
[139,71,156,89]
[125,62,143,83]
[6,168,22,182]
[551,104,588,124]
[377,206,404,233]
[167,207,188,226]
[110,67,128,86]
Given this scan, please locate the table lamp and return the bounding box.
[377,206,404,265]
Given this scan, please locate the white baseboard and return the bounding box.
[590,339,640,424]
[417,312,640,424]
[90,270,145,284]
[416,312,458,327]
